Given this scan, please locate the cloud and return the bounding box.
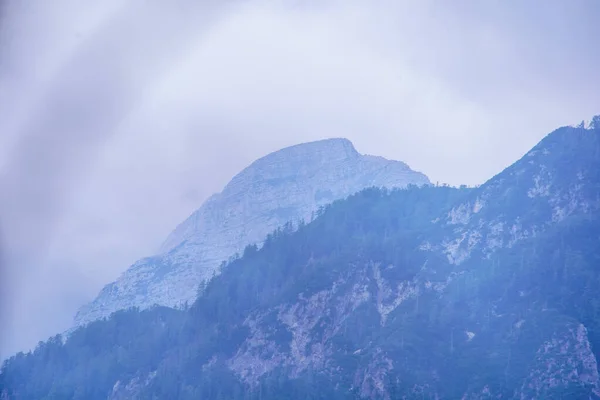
[1,0,599,357]
[0,0,240,357]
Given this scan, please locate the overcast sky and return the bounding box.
[0,0,599,358]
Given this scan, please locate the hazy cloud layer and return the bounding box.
[1,0,599,357]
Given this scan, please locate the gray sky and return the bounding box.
[0,0,599,357]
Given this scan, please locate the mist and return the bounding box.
[1,0,599,358]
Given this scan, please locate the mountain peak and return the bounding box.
[429,119,600,265]
[265,137,358,158]
[524,119,600,163]
[73,139,429,328]
[226,138,360,187]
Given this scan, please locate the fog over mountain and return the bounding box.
[1,0,599,357]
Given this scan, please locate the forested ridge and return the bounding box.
[2,122,600,399]
[1,185,469,399]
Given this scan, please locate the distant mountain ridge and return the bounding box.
[73,138,429,328]
[4,117,600,399]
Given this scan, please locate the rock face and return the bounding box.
[73,138,429,328]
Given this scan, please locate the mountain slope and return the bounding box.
[426,122,600,265]
[2,119,600,399]
[73,138,429,328]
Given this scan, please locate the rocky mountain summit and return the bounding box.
[73,138,429,328]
